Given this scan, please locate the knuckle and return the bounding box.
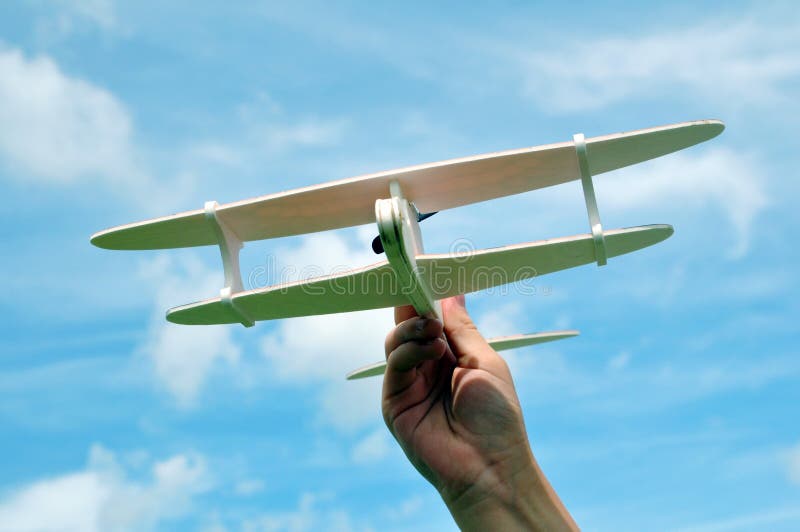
[384,330,395,355]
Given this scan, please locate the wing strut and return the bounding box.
[204,201,254,327]
[574,133,608,266]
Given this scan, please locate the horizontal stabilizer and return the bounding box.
[166,224,672,325]
[346,330,579,380]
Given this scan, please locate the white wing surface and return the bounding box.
[92,120,719,250]
[345,330,580,380]
[166,224,672,325]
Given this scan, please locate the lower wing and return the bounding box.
[345,329,579,380]
[166,224,672,325]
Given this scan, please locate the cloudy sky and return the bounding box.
[0,1,798,530]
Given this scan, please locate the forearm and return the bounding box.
[441,454,578,532]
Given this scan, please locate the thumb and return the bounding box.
[442,296,515,379]
[441,295,503,369]
[441,295,484,346]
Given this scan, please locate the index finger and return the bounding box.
[394,304,417,325]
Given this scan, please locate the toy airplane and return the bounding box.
[91,119,724,379]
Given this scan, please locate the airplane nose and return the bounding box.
[371,235,384,254]
[371,211,437,254]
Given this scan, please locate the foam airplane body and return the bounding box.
[91,119,724,379]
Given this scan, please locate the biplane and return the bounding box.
[91,119,724,379]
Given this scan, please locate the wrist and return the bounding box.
[440,452,577,531]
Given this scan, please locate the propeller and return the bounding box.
[371,211,438,254]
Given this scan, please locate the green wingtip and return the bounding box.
[89,228,120,250]
[704,119,726,139]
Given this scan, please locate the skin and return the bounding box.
[382,295,578,531]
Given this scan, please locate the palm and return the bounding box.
[382,297,531,497]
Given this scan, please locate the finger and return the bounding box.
[385,317,444,358]
[394,304,417,325]
[441,295,507,371]
[441,295,487,349]
[387,338,447,374]
[384,338,447,397]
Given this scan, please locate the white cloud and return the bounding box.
[0,46,139,184]
[786,443,800,485]
[0,46,210,216]
[261,309,391,383]
[350,427,392,464]
[138,254,240,407]
[607,351,632,371]
[318,378,384,432]
[261,308,388,431]
[235,479,265,496]
[385,495,424,521]
[143,323,239,407]
[185,114,346,174]
[673,506,800,532]
[435,143,766,262]
[473,301,531,370]
[241,492,360,532]
[261,228,378,287]
[710,270,794,300]
[259,230,389,382]
[0,444,210,532]
[596,148,767,258]
[258,230,392,430]
[28,0,120,43]
[0,48,344,217]
[251,120,347,154]
[476,301,525,338]
[186,92,348,173]
[58,0,117,30]
[513,348,800,417]
[186,141,246,168]
[135,231,389,412]
[518,17,800,111]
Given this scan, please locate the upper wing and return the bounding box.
[166,224,672,325]
[91,120,720,250]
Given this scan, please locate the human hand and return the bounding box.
[382,295,577,531]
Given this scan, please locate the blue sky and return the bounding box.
[0,1,798,530]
